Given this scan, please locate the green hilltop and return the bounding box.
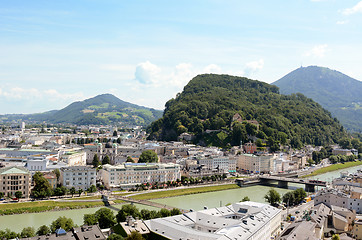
[273,66,362,133]
[0,94,162,126]
[148,74,347,149]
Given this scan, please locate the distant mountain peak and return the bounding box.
[274,66,362,132]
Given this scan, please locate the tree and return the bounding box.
[108,234,124,240]
[125,231,145,240]
[0,192,4,199]
[241,196,250,202]
[15,191,22,199]
[50,216,74,232]
[70,187,76,197]
[282,192,295,206]
[159,208,171,218]
[126,156,135,163]
[117,204,141,222]
[170,208,181,216]
[294,188,307,204]
[113,130,118,137]
[102,155,111,165]
[36,225,51,236]
[78,188,83,197]
[88,185,97,193]
[53,169,61,184]
[21,227,36,238]
[138,150,158,163]
[93,154,100,168]
[331,234,340,240]
[264,189,281,206]
[0,228,19,239]
[95,208,116,229]
[84,213,98,226]
[32,172,52,198]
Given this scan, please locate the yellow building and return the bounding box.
[0,166,31,198]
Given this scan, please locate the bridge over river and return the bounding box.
[236,175,327,192]
[110,195,189,213]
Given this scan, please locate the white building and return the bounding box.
[26,157,49,172]
[100,163,181,189]
[59,151,86,166]
[61,166,96,190]
[237,154,277,173]
[144,201,281,240]
[198,156,236,173]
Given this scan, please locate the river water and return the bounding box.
[1,165,360,232]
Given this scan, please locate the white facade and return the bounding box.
[61,166,96,190]
[237,154,276,173]
[26,158,49,172]
[60,151,86,166]
[100,163,181,189]
[198,157,236,173]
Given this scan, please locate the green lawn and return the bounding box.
[302,161,362,178]
[0,200,104,215]
[131,184,240,200]
[64,196,102,200]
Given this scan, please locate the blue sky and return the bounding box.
[1,0,362,114]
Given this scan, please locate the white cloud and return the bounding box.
[336,20,349,25]
[203,64,222,74]
[304,44,329,58]
[134,61,161,85]
[342,1,362,15]
[244,59,264,77]
[0,87,84,102]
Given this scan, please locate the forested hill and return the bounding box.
[273,66,362,133]
[148,74,347,149]
[0,94,162,126]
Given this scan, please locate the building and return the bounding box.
[198,156,236,174]
[332,148,353,156]
[43,172,57,189]
[237,154,277,173]
[144,201,281,240]
[244,142,257,154]
[26,157,49,172]
[22,225,106,240]
[353,215,362,240]
[59,151,86,166]
[279,221,319,240]
[0,166,31,198]
[60,166,96,190]
[100,163,181,189]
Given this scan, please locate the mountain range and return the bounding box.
[148,74,347,148]
[273,66,362,133]
[0,94,163,126]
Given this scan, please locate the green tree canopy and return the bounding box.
[92,154,100,168]
[50,216,74,232]
[20,227,36,238]
[125,231,145,240]
[15,191,23,199]
[95,208,116,229]
[32,172,52,198]
[36,225,51,236]
[264,188,281,206]
[102,155,111,165]
[241,196,250,202]
[116,204,141,222]
[138,150,158,163]
[84,213,98,226]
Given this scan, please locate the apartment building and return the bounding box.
[237,154,277,173]
[61,166,96,190]
[0,166,31,198]
[100,163,180,189]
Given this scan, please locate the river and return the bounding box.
[0,165,360,232]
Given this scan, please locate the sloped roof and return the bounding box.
[0,166,30,175]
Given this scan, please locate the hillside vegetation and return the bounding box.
[148,74,347,149]
[0,94,162,126]
[274,66,362,132]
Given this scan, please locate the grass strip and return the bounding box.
[0,200,104,216]
[302,161,362,178]
[131,184,240,200]
[64,196,102,200]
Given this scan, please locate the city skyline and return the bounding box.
[1,0,362,114]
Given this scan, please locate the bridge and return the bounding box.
[236,175,326,192]
[111,195,189,213]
